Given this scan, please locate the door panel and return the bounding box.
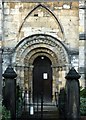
[33,56,52,103]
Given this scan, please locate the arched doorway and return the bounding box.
[13,34,69,103]
[13,34,69,118]
[33,55,52,103]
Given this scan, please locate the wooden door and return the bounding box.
[33,56,52,103]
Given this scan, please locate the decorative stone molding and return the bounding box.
[25,48,58,66]
[14,34,69,66]
[10,34,70,101]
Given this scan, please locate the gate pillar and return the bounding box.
[65,67,81,120]
[2,65,17,119]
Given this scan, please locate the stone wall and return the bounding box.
[79,1,86,87]
[2,2,79,49]
[1,1,86,88]
[0,2,2,44]
[0,2,2,120]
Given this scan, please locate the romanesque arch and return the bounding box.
[13,34,69,102]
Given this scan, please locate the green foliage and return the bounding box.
[2,105,11,120]
[80,97,86,116]
[80,87,86,98]
[80,88,86,116]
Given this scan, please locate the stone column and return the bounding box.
[21,66,24,89]
[24,67,29,89]
[16,65,20,84]
[29,65,34,104]
[61,67,66,87]
[65,67,81,120]
[2,65,17,119]
[52,67,57,102]
[58,67,62,91]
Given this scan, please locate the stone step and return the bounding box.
[34,106,58,112]
[20,106,59,120]
[19,103,59,120]
[20,111,59,120]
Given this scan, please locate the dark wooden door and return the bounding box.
[33,56,52,103]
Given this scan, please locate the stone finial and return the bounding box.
[65,67,81,80]
[2,65,17,79]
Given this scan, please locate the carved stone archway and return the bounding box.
[24,47,59,102]
[13,34,69,102]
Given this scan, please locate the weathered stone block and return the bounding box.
[9,3,15,9]
[4,9,10,15]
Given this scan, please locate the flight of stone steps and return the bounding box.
[20,103,59,120]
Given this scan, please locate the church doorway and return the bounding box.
[33,55,52,103]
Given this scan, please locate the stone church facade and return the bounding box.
[0,1,86,102]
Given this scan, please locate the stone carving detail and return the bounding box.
[15,35,68,65]
[25,48,58,65]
